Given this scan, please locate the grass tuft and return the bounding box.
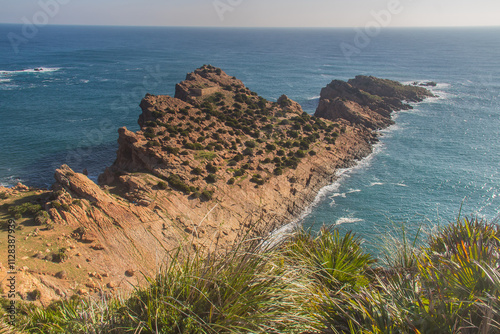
[5,215,500,333]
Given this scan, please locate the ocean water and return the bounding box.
[1,25,499,244]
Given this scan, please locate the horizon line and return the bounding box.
[1,22,500,29]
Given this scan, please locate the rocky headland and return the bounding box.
[0,66,433,303]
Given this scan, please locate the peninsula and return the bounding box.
[0,66,433,303]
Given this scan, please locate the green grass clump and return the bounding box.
[8,202,42,218]
[284,227,375,292]
[122,240,308,333]
[7,215,500,334]
[313,216,500,334]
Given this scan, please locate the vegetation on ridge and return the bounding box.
[4,215,499,333]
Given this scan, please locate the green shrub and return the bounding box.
[265,143,276,151]
[164,146,180,155]
[244,140,257,148]
[242,147,253,156]
[250,175,265,185]
[166,174,191,194]
[201,190,214,201]
[191,167,203,176]
[295,150,306,158]
[157,181,168,190]
[34,211,50,226]
[8,202,42,218]
[54,248,69,263]
[51,201,61,209]
[206,163,217,174]
[227,177,236,185]
[205,174,217,184]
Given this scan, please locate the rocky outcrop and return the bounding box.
[315,76,434,130]
[1,66,433,303]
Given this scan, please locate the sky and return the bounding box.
[0,0,499,28]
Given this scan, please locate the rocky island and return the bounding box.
[0,66,433,303]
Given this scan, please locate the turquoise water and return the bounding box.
[1,26,499,243]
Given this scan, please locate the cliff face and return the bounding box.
[315,75,434,129]
[0,66,432,303]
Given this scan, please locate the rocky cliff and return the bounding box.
[315,75,434,129]
[0,66,433,303]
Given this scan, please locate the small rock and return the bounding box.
[55,288,65,297]
[55,270,68,279]
[33,252,44,259]
[46,243,52,247]
[125,269,135,277]
[90,244,105,251]
[77,289,88,295]
[85,282,97,289]
[13,182,29,191]
[106,282,117,289]
[76,264,82,269]
[102,273,109,278]
[76,253,82,257]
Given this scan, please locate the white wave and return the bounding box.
[0,67,61,75]
[401,80,453,103]
[336,217,364,225]
[329,188,362,206]
[369,182,384,187]
[308,95,321,100]
[66,117,94,123]
[0,176,23,187]
[0,85,19,91]
[80,79,90,84]
[379,123,404,137]
[395,182,408,187]
[277,139,386,231]
[403,80,448,88]
[0,79,11,83]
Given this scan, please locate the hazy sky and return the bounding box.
[0,0,499,28]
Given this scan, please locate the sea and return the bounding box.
[1,25,499,247]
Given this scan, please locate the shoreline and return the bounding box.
[274,80,451,240]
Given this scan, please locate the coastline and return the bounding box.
[0,67,434,303]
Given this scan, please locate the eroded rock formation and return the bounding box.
[0,66,433,303]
